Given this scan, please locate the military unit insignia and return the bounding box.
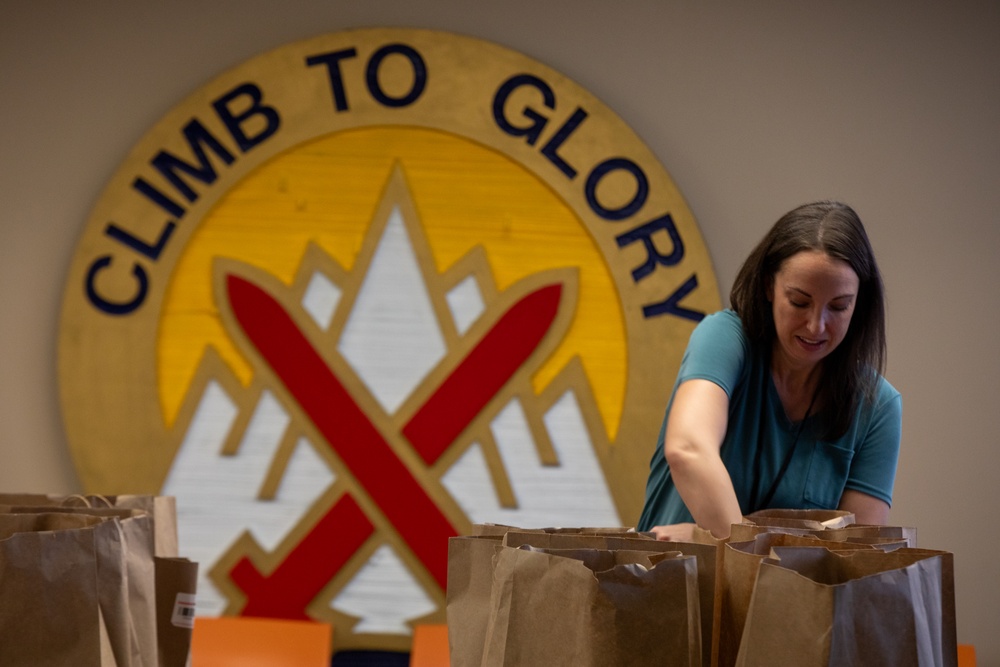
[58,28,719,650]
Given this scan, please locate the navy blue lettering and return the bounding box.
[493,75,695,321]
[586,158,648,220]
[150,120,235,203]
[540,108,588,179]
[212,83,281,152]
[366,44,426,108]
[643,274,705,322]
[100,84,279,317]
[492,74,587,178]
[85,256,149,316]
[615,213,683,280]
[132,178,186,218]
[306,48,359,111]
[492,74,555,145]
[104,221,176,261]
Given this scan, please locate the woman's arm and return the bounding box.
[838,388,900,526]
[660,378,743,539]
[838,489,890,524]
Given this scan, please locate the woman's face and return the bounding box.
[768,250,860,371]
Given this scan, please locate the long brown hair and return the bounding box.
[730,201,886,439]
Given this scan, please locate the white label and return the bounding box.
[171,592,197,628]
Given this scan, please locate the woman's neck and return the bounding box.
[770,346,823,420]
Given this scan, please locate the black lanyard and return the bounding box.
[749,385,819,512]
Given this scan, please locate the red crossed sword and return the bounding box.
[224,273,562,619]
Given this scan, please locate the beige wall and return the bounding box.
[2,0,997,661]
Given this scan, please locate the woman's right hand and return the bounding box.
[648,523,697,542]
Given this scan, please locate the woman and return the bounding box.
[637,201,901,540]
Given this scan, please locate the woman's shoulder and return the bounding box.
[684,309,754,372]
[693,308,745,339]
[689,309,753,354]
[851,373,901,424]
[872,374,902,408]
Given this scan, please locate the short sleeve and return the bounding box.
[843,380,903,504]
[676,309,750,399]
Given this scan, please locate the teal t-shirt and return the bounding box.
[637,309,902,531]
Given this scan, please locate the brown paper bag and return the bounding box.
[0,495,191,667]
[501,530,717,667]
[735,546,957,666]
[500,531,652,549]
[112,509,158,667]
[446,526,650,667]
[103,495,180,558]
[0,513,125,666]
[2,505,159,667]
[481,545,701,667]
[743,508,855,530]
[729,521,916,548]
[155,557,199,667]
[0,493,180,558]
[447,527,710,667]
[446,534,504,667]
[471,522,645,537]
[824,524,918,547]
[448,526,712,666]
[713,532,882,667]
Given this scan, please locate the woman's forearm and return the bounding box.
[665,443,743,538]
[662,379,741,538]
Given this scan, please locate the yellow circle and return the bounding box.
[58,26,721,536]
[158,126,627,437]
